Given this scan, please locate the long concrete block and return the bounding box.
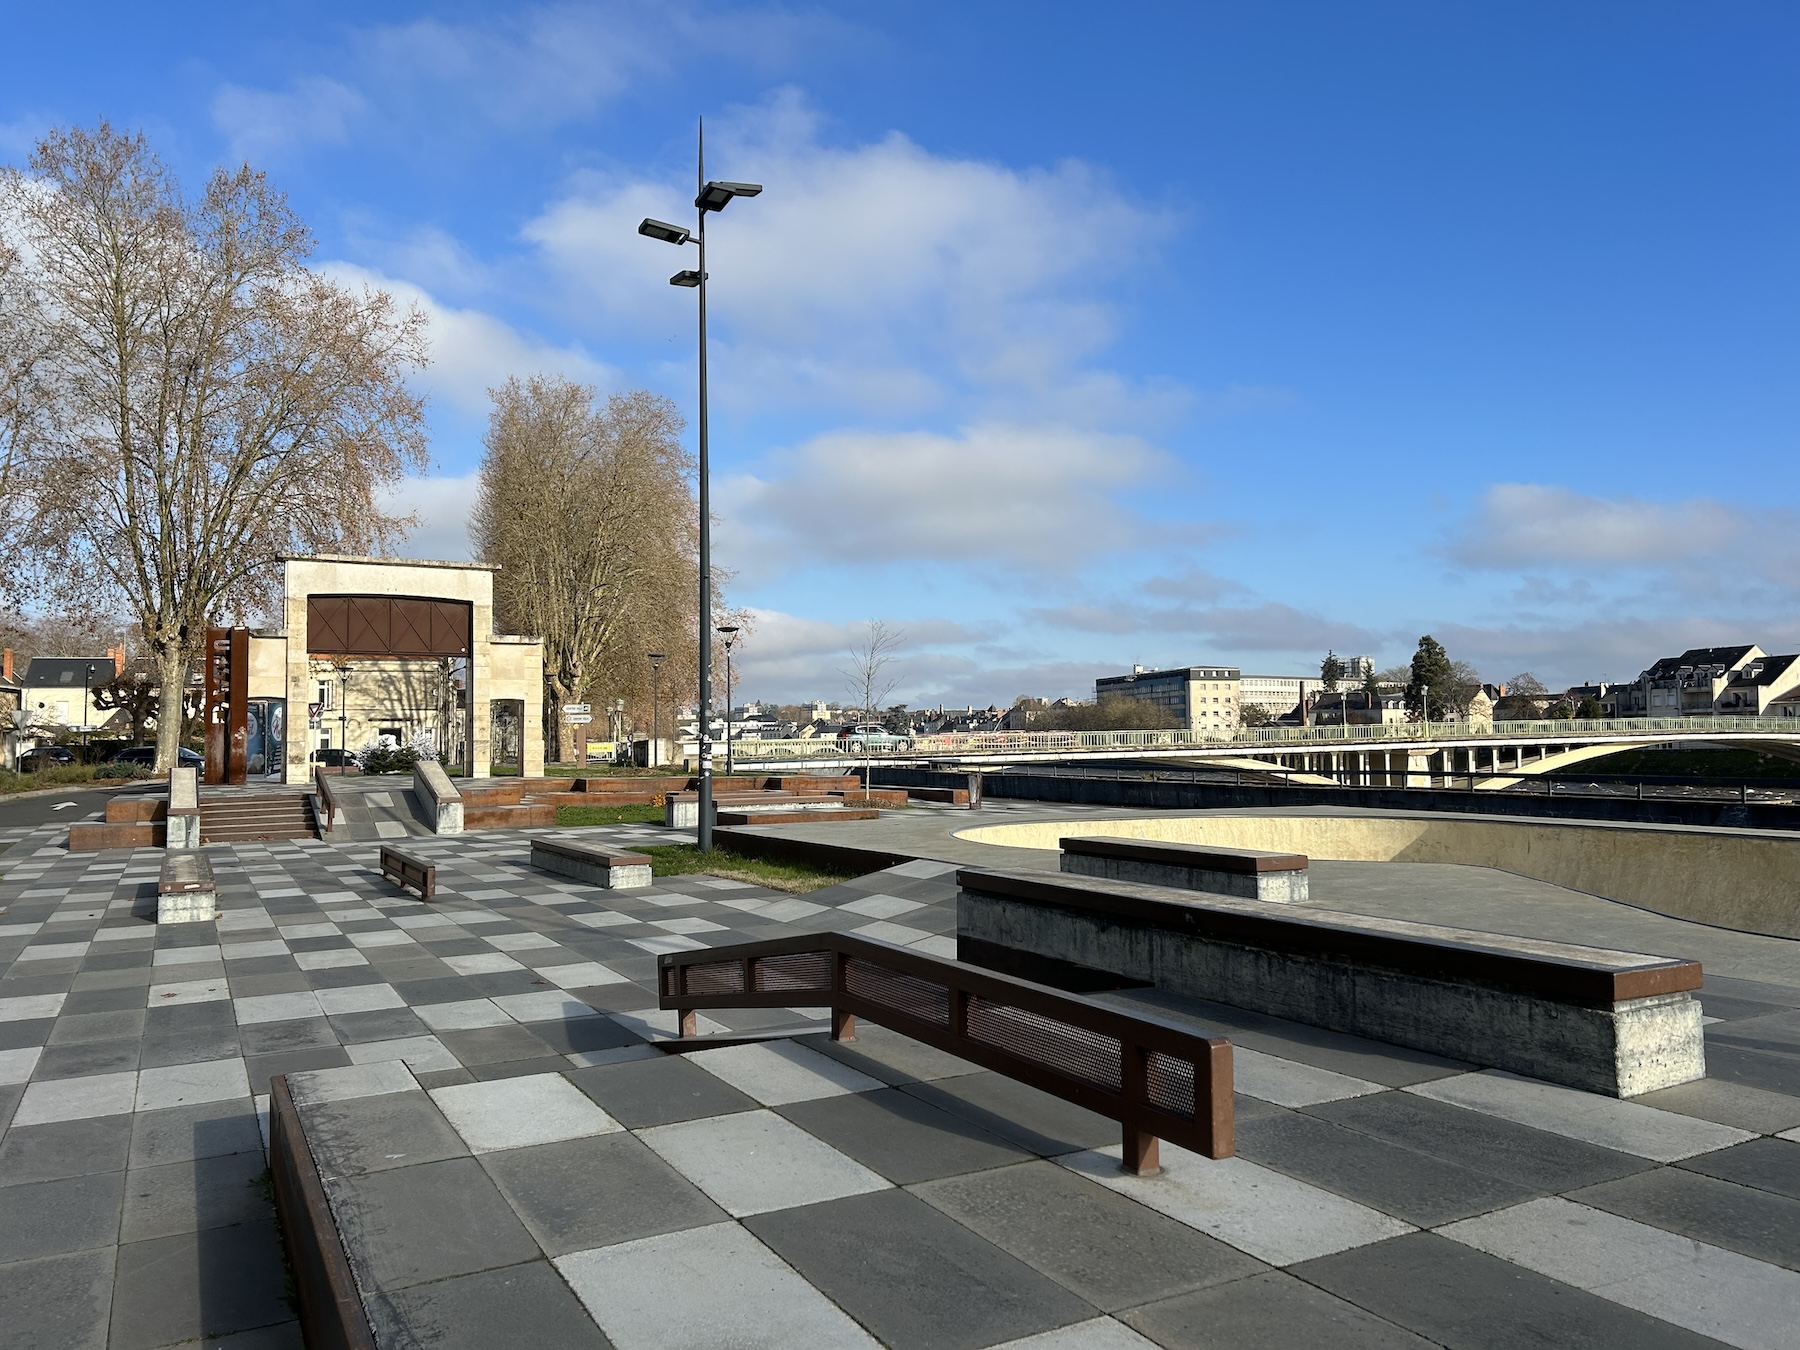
[1060,836,1310,903]
[413,761,463,834]
[530,838,652,890]
[957,870,1704,1098]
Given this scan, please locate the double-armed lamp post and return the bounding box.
[639,121,760,852]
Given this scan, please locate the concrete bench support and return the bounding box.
[413,761,463,835]
[166,766,202,850]
[1061,835,1309,903]
[957,869,1705,1098]
[530,837,652,890]
[158,852,217,924]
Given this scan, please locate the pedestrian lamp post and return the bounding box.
[639,121,760,853]
[717,625,740,777]
[648,653,666,768]
[337,663,354,774]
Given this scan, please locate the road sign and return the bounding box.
[564,704,591,715]
[565,713,593,725]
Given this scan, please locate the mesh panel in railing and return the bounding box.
[844,958,950,1026]
[681,961,746,997]
[965,997,1122,1092]
[1145,1050,1197,1120]
[752,950,833,993]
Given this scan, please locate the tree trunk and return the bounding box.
[153,646,186,773]
[544,683,565,765]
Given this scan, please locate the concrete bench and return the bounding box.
[413,761,463,834]
[907,785,971,806]
[1061,836,1310,903]
[157,852,217,924]
[956,868,1705,1097]
[380,845,436,902]
[530,837,652,890]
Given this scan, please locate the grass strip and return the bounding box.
[640,843,859,894]
[554,803,666,827]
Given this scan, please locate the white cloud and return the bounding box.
[379,472,480,561]
[719,422,1182,577]
[521,90,1179,424]
[211,77,365,163]
[1446,483,1753,568]
[319,262,619,419]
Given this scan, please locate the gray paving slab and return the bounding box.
[482,1130,727,1255]
[0,1114,132,1185]
[1235,1106,1542,1226]
[367,1260,614,1350]
[566,1053,759,1128]
[1636,1077,1800,1136]
[0,1247,115,1350]
[303,1091,471,1177]
[801,1023,988,1086]
[127,1098,263,1168]
[1307,1088,1654,1192]
[0,1170,124,1263]
[323,1155,542,1289]
[1121,1270,1435,1349]
[914,1159,1266,1313]
[120,1149,273,1242]
[1292,1230,1730,1349]
[108,1224,291,1350]
[1678,1137,1800,1202]
[778,1086,1034,1184]
[747,1188,1100,1349]
[900,1070,1120,1156]
[1569,1166,1800,1271]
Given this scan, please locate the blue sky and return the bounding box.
[8,2,1798,706]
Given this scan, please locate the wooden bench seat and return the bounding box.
[380,845,436,901]
[1061,835,1310,903]
[530,837,652,889]
[956,867,1704,1098]
[157,852,217,923]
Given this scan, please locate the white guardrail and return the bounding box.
[724,717,1800,764]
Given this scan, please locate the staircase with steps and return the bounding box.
[199,792,319,844]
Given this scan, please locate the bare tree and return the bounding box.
[3,123,428,769]
[839,620,904,789]
[472,377,705,762]
[0,232,54,585]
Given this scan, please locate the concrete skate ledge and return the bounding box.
[1061,836,1309,903]
[957,868,1705,1097]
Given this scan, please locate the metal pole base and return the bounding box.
[1121,1127,1161,1176]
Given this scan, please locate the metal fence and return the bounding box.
[726,716,1796,764]
[658,931,1234,1173]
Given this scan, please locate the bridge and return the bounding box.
[725,716,1800,788]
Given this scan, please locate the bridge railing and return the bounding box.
[727,716,1792,763]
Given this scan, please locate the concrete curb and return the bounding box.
[268,1076,376,1350]
[713,825,912,875]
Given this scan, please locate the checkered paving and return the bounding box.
[3,825,1798,1349]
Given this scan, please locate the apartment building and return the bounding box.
[1095,664,1240,735]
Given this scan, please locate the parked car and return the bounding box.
[309,747,352,768]
[18,745,76,771]
[836,722,913,752]
[111,746,203,768]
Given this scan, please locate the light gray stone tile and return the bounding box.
[1408,1070,1755,1162]
[13,1071,138,1126]
[556,1221,876,1348]
[686,1041,885,1106]
[135,1058,249,1111]
[1232,1047,1385,1108]
[639,1109,889,1217]
[1060,1144,1414,1267]
[430,1073,621,1153]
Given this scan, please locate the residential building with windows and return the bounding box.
[1095,664,1240,735]
[17,651,126,737]
[1239,674,1319,721]
[1613,645,1800,718]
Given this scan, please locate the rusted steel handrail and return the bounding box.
[314,767,339,833]
[658,932,1233,1173]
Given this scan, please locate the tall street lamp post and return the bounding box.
[338,663,354,774]
[639,120,760,853]
[717,625,740,777]
[648,653,666,768]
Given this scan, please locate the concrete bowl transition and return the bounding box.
[955,811,1800,940]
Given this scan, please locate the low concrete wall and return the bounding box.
[530,839,652,890]
[958,870,1705,1097]
[959,813,1800,940]
[1061,837,1310,903]
[412,761,463,834]
[875,765,1800,831]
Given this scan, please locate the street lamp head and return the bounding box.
[716,625,739,635]
[638,218,691,245]
[669,270,703,288]
[695,180,762,212]
[648,652,666,669]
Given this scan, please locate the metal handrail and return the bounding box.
[724,715,1800,764]
[313,767,339,833]
[659,931,1233,1174]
